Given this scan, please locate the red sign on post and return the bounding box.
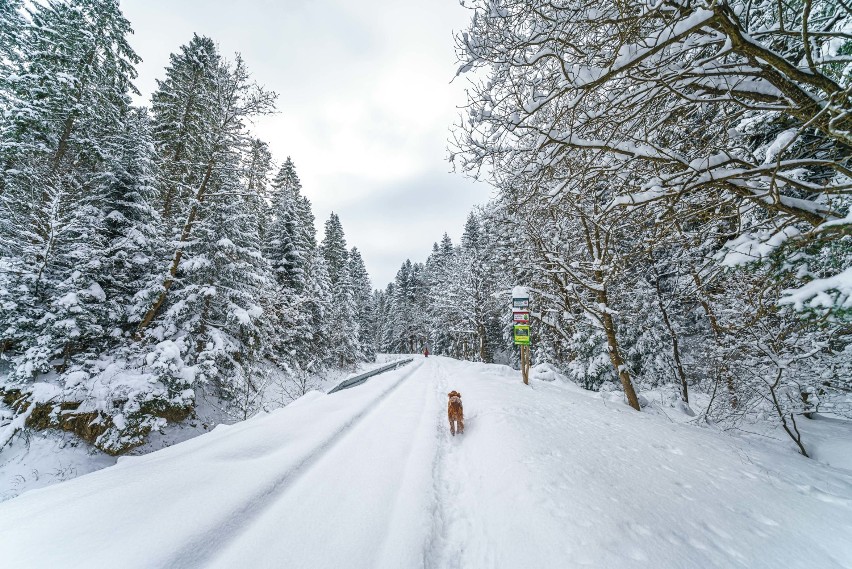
[513,311,530,323]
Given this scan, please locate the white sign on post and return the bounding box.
[512,286,529,308]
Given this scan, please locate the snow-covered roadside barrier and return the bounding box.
[327,358,414,393]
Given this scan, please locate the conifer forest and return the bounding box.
[1,0,850,464]
[1,1,852,567]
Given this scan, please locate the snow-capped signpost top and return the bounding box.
[512,286,529,300]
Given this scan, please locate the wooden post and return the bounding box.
[520,344,530,385]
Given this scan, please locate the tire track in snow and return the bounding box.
[204,357,443,568]
[368,358,444,569]
[164,359,426,568]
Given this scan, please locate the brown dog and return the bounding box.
[447,391,464,436]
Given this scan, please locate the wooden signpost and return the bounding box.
[512,286,531,384]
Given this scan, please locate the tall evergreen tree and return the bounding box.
[348,248,375,362]
[135,46,276,335]
[0,0,142,379]
[320,213,349,286]
[266,157,311,294]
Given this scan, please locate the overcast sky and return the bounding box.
[121,0,491,288]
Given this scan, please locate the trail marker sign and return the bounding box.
[511,286,532,384]
[513,324,530,345]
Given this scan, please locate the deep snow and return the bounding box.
[0,356,851,568]
[0,357,403,502]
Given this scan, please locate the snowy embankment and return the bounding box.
[0,359,400,502]
[1,356,851,568]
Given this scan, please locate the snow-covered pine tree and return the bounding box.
[348,247,376,362]
[301,248,335,369]
[136,48,276,336]
[0,0,141,380]
[192,148,274,419]
[320,213,349,287]
[326,263,361,369]
[106,107,163,332]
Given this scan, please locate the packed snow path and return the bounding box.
[1,357,851,568]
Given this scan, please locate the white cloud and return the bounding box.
[121,0,489,287]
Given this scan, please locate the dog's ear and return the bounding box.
[457,392,461,398]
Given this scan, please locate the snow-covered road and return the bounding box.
[1,356,851,568]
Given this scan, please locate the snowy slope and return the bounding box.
[0,358,404,503]
[1,356,851,569]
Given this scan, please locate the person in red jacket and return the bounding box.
[423,345,429,357]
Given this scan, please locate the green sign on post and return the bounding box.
[513,324,530,345]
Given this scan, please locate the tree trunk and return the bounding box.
[597,288,640,411]
[136,159,215,335]
[162,78,200,220]
[52,50,95,171]
[691,271,738,408]
[653,277,689,404]
[768,370,809,457]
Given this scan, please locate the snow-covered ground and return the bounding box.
[0,357,407,502]
[1,356,851,568]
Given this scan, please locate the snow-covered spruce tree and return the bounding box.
[0,0,26,117]
[107,46,277,451]
[266,158,304,293]
[446,212,504,362]
[349,248,376,362]
[149,34,221,225]
[301,248,335,369]
[191,150,274,422]
[136,47,276,336]
[244,138,273,239]
[0,0,142,402]
[326,263,361,369]
[320,212,349,287]
[422,237,457,356]
[106,108,163,331]
[263,157,326,373]
[371,287,391,353]
[384,260,427,354]
[318,213,378,367]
